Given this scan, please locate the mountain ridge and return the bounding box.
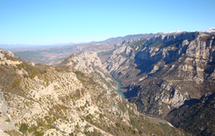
[7,28,213,66]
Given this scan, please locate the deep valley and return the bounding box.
[1,30,215,135]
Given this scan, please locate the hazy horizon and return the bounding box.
[0,0,215,45]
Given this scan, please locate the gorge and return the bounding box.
[1,29,215,135]
[114,78,126,98]
[102,31,215,135]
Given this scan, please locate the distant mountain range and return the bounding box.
[103,33,159,43]
[0,34,157,50]
[201,27,215,33]
[0,42,79,50]
[1,27,214,50]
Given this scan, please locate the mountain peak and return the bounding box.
[166,30,185,34]
[201,27,215,33]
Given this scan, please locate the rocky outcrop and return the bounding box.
[160,82,189,108]
[104,54,127,72]
[58,52,103,74]
[58,52,116,90]
[0,92,21,135]
[127,79,190,116]
[0,49,22,66]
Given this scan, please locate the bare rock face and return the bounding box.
[0,49,22,66]
[103,54,127,72]
[0,92,21,135]
[160,82,188,108]
[58,52,103,74]
[58,52,116,90]
[136,32,214,63]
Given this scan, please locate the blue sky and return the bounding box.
[0,0,215,45]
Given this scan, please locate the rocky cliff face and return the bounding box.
[102,31,215,119]
[58,52,106,74]
[166,92,215,135]
[0,49,186,136]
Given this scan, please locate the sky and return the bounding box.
[0,0,215,45]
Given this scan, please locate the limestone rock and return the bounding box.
[0,49,22,66]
